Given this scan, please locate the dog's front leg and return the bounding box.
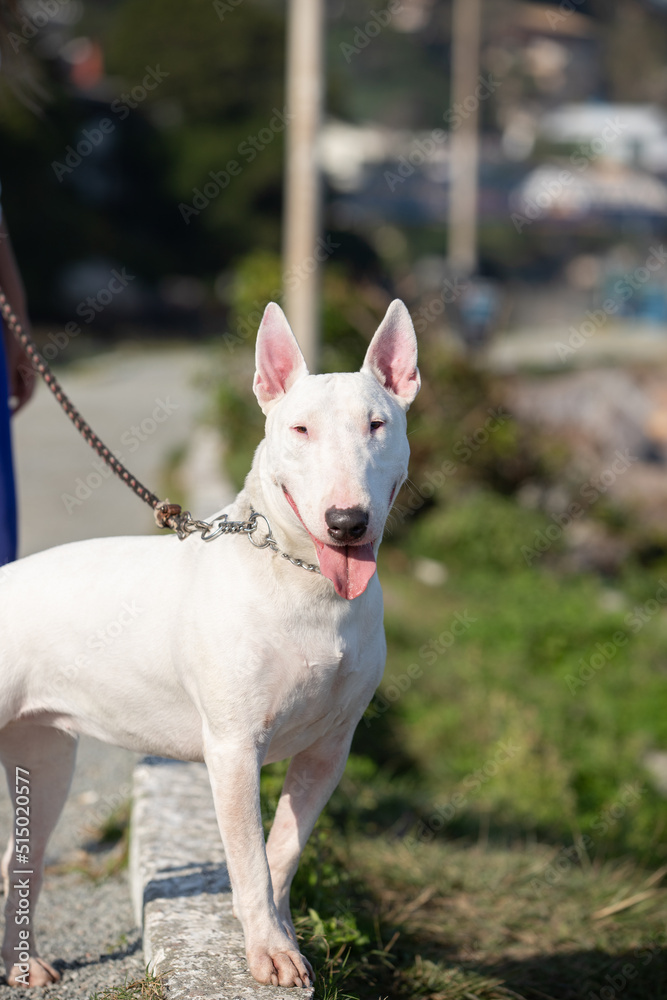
[265,728,356,942]
[204,736,314,988]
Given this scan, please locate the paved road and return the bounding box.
[0,343,218,996]
[14,344,212,555]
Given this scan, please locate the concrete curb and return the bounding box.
[129,757,315,1000]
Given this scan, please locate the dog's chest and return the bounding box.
[249,603,384,761]
[263,652,370,762]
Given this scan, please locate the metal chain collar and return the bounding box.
[0,286,321,576]
[172,507,321,575]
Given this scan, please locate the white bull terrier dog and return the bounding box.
[0,298,420,989]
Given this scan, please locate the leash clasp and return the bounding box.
[154,502,184,530]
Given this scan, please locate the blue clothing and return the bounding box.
[0,317,17,565]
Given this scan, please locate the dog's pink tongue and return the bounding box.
[313,540,376,599]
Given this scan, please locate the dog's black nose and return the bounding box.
[325,507,369,542]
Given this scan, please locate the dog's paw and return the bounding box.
[7,957,60,987]
[247,946,314,988]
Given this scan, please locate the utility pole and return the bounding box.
[283,0,324,373]
[447,0,481,277]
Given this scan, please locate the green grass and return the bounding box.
[281,823,667,1000]
[258,491,667,999]
[50,800,131,882]
[89,970,166,1000]
[371,495,667,865]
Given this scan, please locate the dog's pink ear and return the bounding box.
[253,303,309,413]
[362,299,420,408]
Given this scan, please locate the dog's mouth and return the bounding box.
[282,488,376,600]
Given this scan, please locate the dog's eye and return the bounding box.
[370,420,384,432]
[293,426,308,435]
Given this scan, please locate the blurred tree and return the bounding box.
[5,0,667,323]
[104,0,286,265]
[327,0,453,128]
[0,0,288,320]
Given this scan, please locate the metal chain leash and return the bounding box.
[0,287,167,513]
[0,286,321,573]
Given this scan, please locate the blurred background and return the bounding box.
[3,1,667,998]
